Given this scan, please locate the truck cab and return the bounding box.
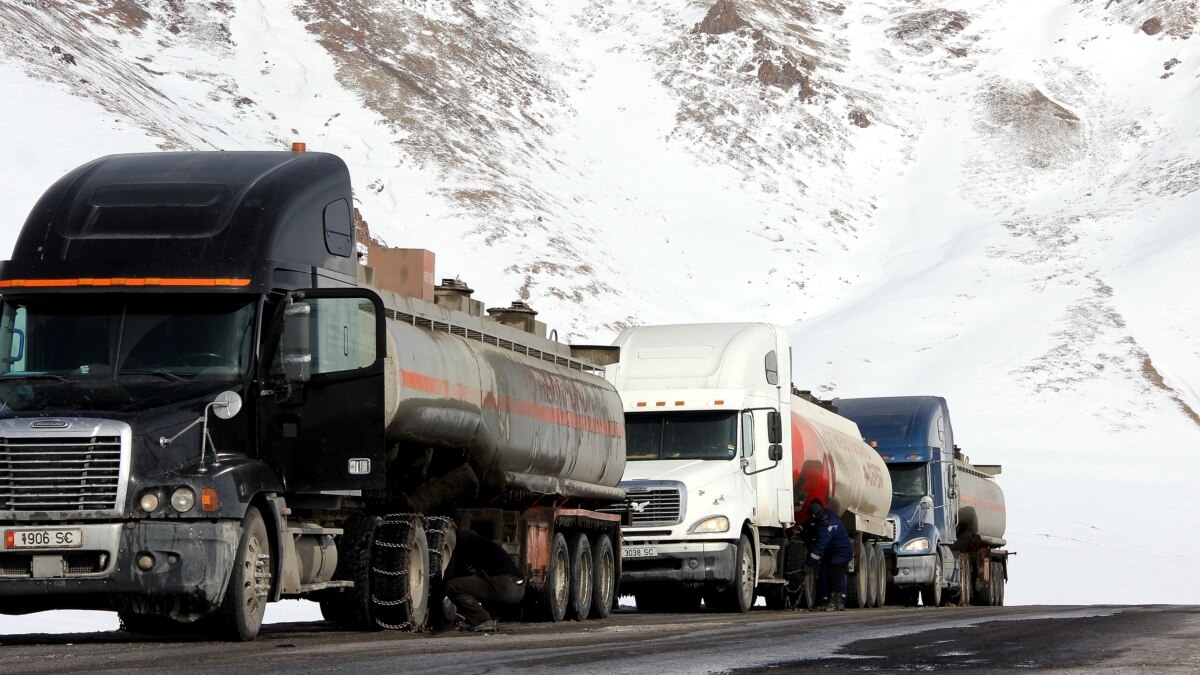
[0,151,387,638]
[603,323,793,613]
[835,395,1008,607]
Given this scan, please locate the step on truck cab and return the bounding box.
[834,396,1010,606]
[0,150,626,639]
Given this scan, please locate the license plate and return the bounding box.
[4,528,83,550]
[622,546,658,559]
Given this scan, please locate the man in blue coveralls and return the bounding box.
[806,501,854,611]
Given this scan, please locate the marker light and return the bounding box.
[200,487,220,513]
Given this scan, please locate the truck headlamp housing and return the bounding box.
[900,537,931,552]
[138,492,160,513]
[170,487,196,513]
[688,515,730,534]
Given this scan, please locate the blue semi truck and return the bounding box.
[834,396,1010,606]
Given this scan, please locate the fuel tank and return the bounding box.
[955,459,1007,545]
[789,396,892,531]
[380,316,626,503]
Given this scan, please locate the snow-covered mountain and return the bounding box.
[0,0,1197,630]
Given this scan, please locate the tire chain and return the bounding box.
[370,513,423,631]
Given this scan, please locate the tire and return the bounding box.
[863,544,878,608]
[319,514,380,629]
[589,534,616,619]
[956,555,971,607]
[874,546,888,608]
[214,506,272,641]
[847,542,869,609]
[921,553,943,608]
[544,532,570,622]
[568,533,593,621]
[993,561,1005,607]
[425,517,457,585]
[725,534,755,613]
[371,514,430,631]
[425,516,457,630]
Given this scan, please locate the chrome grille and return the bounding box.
[610,482,685,527]
[0,434,122,512]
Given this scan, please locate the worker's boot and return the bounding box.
[830,592,844,611]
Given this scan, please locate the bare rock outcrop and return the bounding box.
[695,0,747,35]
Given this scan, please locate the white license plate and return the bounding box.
[622,546,658,559]
[4,528,83,550]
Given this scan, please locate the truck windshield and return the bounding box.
[625,412,738,461]
[889,463,927,498]
[0,296,254,409]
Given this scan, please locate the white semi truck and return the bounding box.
[602,323,894,611]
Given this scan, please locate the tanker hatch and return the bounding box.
[486,301,544,336]
[435,278,483,316]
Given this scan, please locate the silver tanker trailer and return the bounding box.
[0,149,625,640]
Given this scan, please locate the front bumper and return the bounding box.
[890,552,937,587]
[0,520,239,619]
[619,540,735,589]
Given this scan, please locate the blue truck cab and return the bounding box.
[834,396,960,606]
[834,395,1009,607]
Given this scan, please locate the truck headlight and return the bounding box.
[170,487,196,513]
[900,537,930,552]
[139,492,160,513]
[689,515,730,534]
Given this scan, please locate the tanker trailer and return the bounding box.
[834,396,1010,607]
[314,277,628,629]
[600,323,891,613]
[0,148,623,641]
[786,391,894,609]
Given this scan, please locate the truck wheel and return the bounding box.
[371,514,430,631]
[425,516,457,584]
[214,505,272,641]
[568,533,593,621]
[543,532,570,622]
[956,556,971,606]
[864,544,878,608]
[589,534,616,619]
[993,561,1005,606]
[874,545,888,607]
[920,554,943,607]
[847,543,869,609]
[319,514,380,629]
[425,516,457,630]
[724,533,755,613]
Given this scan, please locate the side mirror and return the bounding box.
[768,444,783,462]
[211,391,243,420]
[919,495,934,511]
[767,410,782,445]
[282,300,313,383]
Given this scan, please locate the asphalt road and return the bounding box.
[0,605,1196,674]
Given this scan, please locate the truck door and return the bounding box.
[258,288,386,492]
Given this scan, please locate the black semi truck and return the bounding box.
[0,150,625,640]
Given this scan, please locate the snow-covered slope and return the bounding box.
[0,0,1197,631]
